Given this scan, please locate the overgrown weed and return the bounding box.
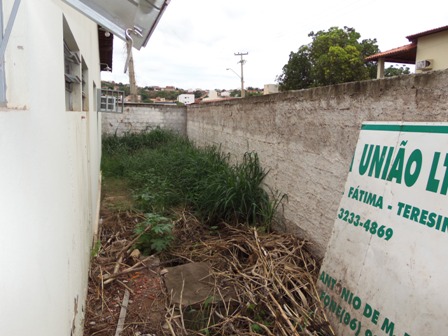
[101,129,285,230]
[134,213,174,254]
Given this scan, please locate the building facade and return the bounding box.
[178,93,195,105]
[0,1,102,335]
[0,0,168,335]
[365,25,448,78]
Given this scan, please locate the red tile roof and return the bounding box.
[364,24,448,64]
[406,25,448,42]
[364,43,417,63]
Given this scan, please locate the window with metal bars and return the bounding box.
[81,58,89,111]
[64,41,81,111]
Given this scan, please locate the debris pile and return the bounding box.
[84,209,334,336]
[164,211,335,336]
[84,210,167,336]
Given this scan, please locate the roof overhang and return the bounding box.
[364,43,417,64]
[406,25,448,43]
[98,26,113,71]
[62,0,170,50]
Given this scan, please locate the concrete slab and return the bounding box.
[164,262,236,307]
[164,262,214,306]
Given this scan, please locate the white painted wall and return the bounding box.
[178,93,195,105]
[416,30,448,72]
[263,84,279,94]
[0,1,101,335]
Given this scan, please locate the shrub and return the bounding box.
[134,213,174,254]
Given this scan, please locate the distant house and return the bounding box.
[366,25,448,78]
[165,85,176,91]
[125,94,142,103]
[264,84,279,95]
[206,90,219,100]
[178,93,195,105]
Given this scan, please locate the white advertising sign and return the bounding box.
[318,122,448,336]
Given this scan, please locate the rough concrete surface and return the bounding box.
[102,103,187,136]
[186,69,448,258]
[164,262,214,306]
[102,70,448,259]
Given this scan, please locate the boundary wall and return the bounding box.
[187,70,448,258]
[102,103,187,136]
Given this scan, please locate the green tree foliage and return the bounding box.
[194,90,204,99]
[115,82,130,96]
[140,91,152,103]
[384,65,410,77]
[230,89,241,97]
[277,26,379,91]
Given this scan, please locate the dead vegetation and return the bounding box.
[84,206,334,336]
[87,131,334,334]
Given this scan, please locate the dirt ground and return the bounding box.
[84,177,169,336]
[83,178,334,336]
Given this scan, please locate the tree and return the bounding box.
[385,65,410,77]
[277,26,379,91]
[140,90,152,103]
[230,89,241,97]
[194,90,204,99]
[277,45,313,91]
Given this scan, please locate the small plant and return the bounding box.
[246,302,272,334]
[134,213,174,254]
[250,323,263,333]
[90,240,101,258]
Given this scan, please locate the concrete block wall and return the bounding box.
[187,69,448,258]
[102,103,187,136]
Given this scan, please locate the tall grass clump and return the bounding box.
[101,128,177,177]
[193,152,284,227]
[101,129,285,228]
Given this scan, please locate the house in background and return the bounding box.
[0,0,168,335]
[178,93,195,105]
[203,89,219,101]
[366,25,448,78]
[125,94,142,103]
[264,84,279,95]
[220,90,231,98]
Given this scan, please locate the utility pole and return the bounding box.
[234,52,248,98]
[125,28,142,103]
[128,49,138,103]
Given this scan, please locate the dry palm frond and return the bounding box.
[164,210,335,336]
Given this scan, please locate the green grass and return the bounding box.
[101,177,134,211]
[101,128,284,229]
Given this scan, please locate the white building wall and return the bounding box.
[178,93,195,105]
[0,1,101,335]
[415,30,448,72]
[263,84,279,95]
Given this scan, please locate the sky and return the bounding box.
[100,0,447,91]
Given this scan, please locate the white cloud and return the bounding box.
[101,0,447,90]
